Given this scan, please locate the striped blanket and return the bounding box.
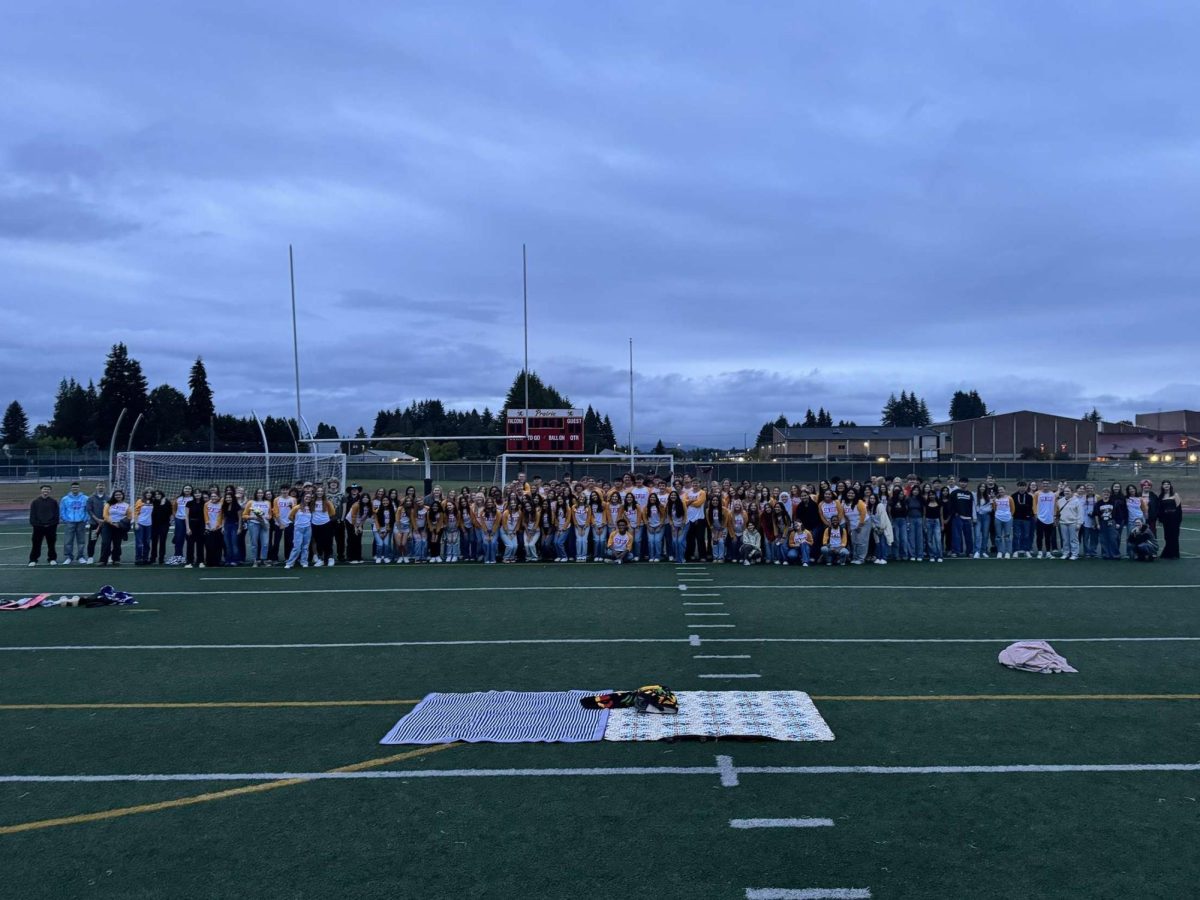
[380,690,609,745]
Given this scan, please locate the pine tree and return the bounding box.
[881,393,900,427]
[801,408,817,428]
[816,408,833,427]
[145,385,189,447]
[49,377,95,447]
[96,343,149,443]
[948,390,988,421]
[916,398,932,427]
[653,438,667,454]
[1,401,29,446]
[502,370,570,413]
[314,422,340,438]
[187,357,215,431]
[1083,408,1102,423]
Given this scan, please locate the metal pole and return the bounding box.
[107,408,127,491]
[422,441,432,497]
[125,413,144,455]
[523,244,529,441]
[283,417,299,483]
[289,245,303,432]
[252,409,270,489]
[628,338,634,470]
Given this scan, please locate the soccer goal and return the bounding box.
[498,453,675,487]
[112,452,347,499]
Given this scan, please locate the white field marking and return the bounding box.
[199,577,300,581]
[0,582,684,595]
[746,890,870,900]
[684,612,730,616]
[681,602,725,606]
[694,654,752,659]
[0,545,27,551]
[711,583,1200,591]
[717,754,739,787]
[678,578,714,582]
[730,818,834,829]
[690,624,736,628]
[683,593,722,597]
[677,584,688,592]
[6,635,1200,652]
[1181,527,1200,532]
[698,674,762,679]
[7,760,1200,786]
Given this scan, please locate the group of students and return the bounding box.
[26,472,1186,569]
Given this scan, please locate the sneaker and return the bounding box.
[936,558,943,563]
[327,559,336,567]
[61,558,70,567]
[285,562,294,569]
[313,559,324,567]
[878,559,888,565]
[802,562,809,567]
[185,563,193,569]
[743,560,750,566]
[851,559,863,565]
[1037,551,1044,559]
[198,562,206,568]
[972,552,980,559]
[78,558,88,565]
[27,561,36,567]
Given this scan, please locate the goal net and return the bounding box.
[112,452,347,499]
[498,453,675,488]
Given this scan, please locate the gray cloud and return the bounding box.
[2,2,1198,441]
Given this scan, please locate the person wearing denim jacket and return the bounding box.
[59,482,89,564]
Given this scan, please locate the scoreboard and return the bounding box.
[505,408,584,453]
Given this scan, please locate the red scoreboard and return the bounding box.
[505,408,584,453]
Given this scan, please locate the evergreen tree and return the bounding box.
[653,438,667,454]
[816,408,833,427]
[880,393,900,426]
[354,426,367,438]
[96,343,149,443]
[916,398,932,426]
[837,419,858,427]
[1,401,29,446]
[1083,408,1103,423]
[948,389,988,421]
[314,422,340,438]
[502,370,570,413]
[801,408,817,428]
[49,377,95,447]
[145,385,189,447]
[187,357,215,431]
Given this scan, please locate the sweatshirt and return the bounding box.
[59,492,89,524]
[29,496,60,528]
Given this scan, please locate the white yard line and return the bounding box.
[683,593,723,597]
[694,654,751,659]
[7,759,1199,785]
[689,624,736,628]
[746,890,870,900]
[684,612,730,616]
[682,602,724,606]
[199,577,299,581]
[730,818,833,829]
[5,635,1200,652]
[698,674,761,679]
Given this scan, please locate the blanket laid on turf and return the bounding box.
[998,640,1078,674]
[602,691,834,742]
[379,690,610,745]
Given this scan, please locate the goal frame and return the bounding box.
[113,451,347,500]
[499,452,675,487]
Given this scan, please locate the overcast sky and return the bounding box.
[2,2,1198,447]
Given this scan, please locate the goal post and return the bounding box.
[498,453,675,488]
[113,452,347,499]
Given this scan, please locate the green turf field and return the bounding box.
[1,525,1198,899]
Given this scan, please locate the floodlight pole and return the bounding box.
[289,244,303,434]
[523,243,529,440]
[628,338,636,471]
[252,409,270,487]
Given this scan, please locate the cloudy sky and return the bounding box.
[2,2,1197,447]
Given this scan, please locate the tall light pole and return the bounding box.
[629,338,635,470]
[289,244,303,437]
[523,244,529,442]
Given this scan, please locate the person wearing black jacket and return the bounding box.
[28,485,60,566]
[150,490,173,564]
[948,477,975,557]
[1158,480,1183,559]
[1011,482,1035,559]
[184,491,208,568]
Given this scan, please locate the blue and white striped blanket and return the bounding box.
[380,690,610,745]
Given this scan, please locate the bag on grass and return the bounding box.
[581,685,678,713]
[998,641,1077,674]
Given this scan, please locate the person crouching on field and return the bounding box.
[740,519,764,565]
[607,518,635,564]
[786,519,813,567]
[1127,518,1159,561]
[820,517,851,566]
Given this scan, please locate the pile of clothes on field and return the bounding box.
[0,585,137,610]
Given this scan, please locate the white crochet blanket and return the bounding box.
[602,691,834,742]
